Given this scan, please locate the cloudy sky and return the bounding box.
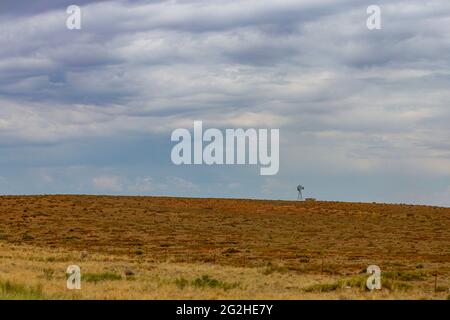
[0,0,449,206]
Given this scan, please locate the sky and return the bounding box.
[0,0,449,206]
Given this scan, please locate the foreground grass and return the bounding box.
[0,242,449,300]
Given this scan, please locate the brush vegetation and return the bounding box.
[0,195,448,299]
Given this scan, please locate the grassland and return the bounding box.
[0,195,449,299]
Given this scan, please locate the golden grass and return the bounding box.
[0,242,448,299]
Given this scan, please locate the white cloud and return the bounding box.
[164,176,199,192]
[128,176,155,193]
[92,175,123,192]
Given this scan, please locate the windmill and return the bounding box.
[297,185,305,200]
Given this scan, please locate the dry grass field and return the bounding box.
[0,195,449,299]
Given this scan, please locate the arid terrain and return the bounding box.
[0,195,449,299]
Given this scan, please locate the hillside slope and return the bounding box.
[1,195,449,270]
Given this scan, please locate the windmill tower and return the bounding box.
[297,185,305,200]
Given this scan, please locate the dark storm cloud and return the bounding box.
[0,0,110,16]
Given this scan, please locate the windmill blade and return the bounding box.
[297,184,305,200]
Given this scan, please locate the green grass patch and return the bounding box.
[42,268,54,280]
[175,275,239,291]
[436,285,448,293]
[382,279,412,291]
[303,273,414,293]
[261,262,287,275]
[383,271,426,281]
[175,277,189,289]
[82,272,122,283]
[303,282,340,293]
[0,280,46,300]
[338,275,367,290]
